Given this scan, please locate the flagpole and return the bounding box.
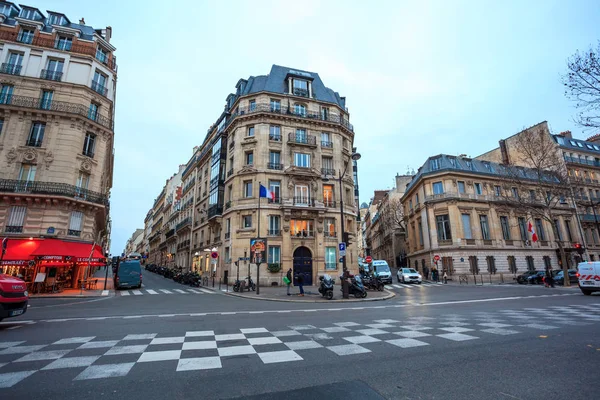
[257,182,261,295]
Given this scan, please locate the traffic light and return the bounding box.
[343,232,351,247]
[574,243,585,255]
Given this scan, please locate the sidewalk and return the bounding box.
[223,284,395,303]
[30,267,114,298]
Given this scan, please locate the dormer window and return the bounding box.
[430,158,441,170]
[47,14,66,26]
[19,8,39,20]
[96,47,108,64]
[55,36,72,51]
[292,79,308,97]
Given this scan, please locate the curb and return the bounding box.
[222,289,396,303]
[30,291,115,300]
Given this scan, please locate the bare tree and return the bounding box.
[497,126,574,286]
[563,41,600,130]
[378,195,406,268]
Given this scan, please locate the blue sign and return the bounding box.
[339,258,344,263]
[339,242,346,252]
[47,227,55,234]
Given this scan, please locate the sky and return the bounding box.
[46,0,600,255]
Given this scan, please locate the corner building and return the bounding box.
[183,65,358,286]
[0,3,116,278]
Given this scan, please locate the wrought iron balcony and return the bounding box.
[293,88,309,97]
[0,30,118,71]
[321,141,333,148]
[0,94,113,129]
[293,197,314,206]
[0,179,109,206]
[321,168,335,176]
[82,150,95,159]
[40,69,63,81]
[267,229,281,236]
[227,168,233,177]
[91,81,108,96]
[67,229,81,237]
[176,217,191,232]
[292,230,314,238]
[288,132,316,146]
[267,162,284,170]
[26,138,43,147]
[5,225,23,233]
[324,231,337,238]
[323,200,336,208]
[225,232,231,239]
[0,63,22,75]
[269,134,282,141]
[165,229,175,239]
[268,197,281,204]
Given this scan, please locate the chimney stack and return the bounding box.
[105,26,112,43]
[586,133,600,144]
[499,139,510,165]
[559,130,572,138]
[79,18,85,25]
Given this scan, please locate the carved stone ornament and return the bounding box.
[283,225,290,232]
[6,147,18,165]
[44,151,54,170]
[311,180,318,192]
[22,149,37,163]
[81,159,93,172]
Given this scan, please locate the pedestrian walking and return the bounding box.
[285,268,292,296]
[424,266,430,280]
[545,265,554,288]
[296,273,304,296]
[432,267,438,282]
[443,270,448,284]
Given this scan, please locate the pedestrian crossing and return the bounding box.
[388,282,445,290]
[118,288,215,296]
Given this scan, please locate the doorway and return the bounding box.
[293,246,312,286]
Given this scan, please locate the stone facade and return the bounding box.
[0,4,116,248]
[146,65,359,286]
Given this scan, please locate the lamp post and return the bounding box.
[338,152,361,299]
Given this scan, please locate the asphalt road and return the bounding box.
[2,270,599,400]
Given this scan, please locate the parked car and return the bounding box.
[527,271,546,285]
[0,274,29,322]
[516,270,538,284]
[553,269,578,285]
[397,268,422,284]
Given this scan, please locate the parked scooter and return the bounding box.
[318,274,335,300]
[340,274,367,298]
[233,276,256,292]
[363,274,384,291]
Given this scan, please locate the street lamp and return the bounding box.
[339,152,361,298]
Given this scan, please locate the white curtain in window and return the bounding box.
[69,211,84,231]
[8,206,26,226]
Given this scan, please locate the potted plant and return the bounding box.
[267,263,281,273]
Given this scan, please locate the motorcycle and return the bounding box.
[340,274,367,298]
[363,274,384,291]
[318,274,335,300]
[233,276,256,292]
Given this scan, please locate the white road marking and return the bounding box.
[132,290,142,296]
[174,289,187,294]
[120,291,130,296]
[392,284,403,289]
[258,350,303,364]
[101,290,109,296]
[159,289,172,294]
[177,356,221,371]
[187,289,201,293]
[146,289,158,295]
[199,288,214,294]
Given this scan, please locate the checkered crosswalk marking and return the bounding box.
[1,303,599,387]
[389,282,442,290]
[116,288,215,296]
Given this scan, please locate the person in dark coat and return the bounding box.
[286,268,292,296]
[296,273,304,296]
[545,265,554,288]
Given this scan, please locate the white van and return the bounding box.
[371,260,392,284]
[577,262,600,295]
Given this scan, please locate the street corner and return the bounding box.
[29,289,115,299]
[222,287,395,303]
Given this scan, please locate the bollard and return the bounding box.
[489,274,492,284]
[219,278,221,290]
[500,273,504,284]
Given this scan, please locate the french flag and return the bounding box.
[528,221,538,242]
[259,184,275,201]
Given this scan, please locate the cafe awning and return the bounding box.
[0,239,41,266]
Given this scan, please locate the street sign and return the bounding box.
[434,255,440,262]
[211,251,219,259]
[365,255,373,263]
[339,242,346,252]
[339,257,344,263]
[238,257,250,261]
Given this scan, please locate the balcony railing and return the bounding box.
[293,197,313,206]
[225,201,232,210]
[0,94,113,129]
[82,150,95,159]
[268,197,281,204]
[324,231,337,238]
[321,141,333,148]
[176,217,191,232]
[227,168,233,177]
[165,229,175,239]
[67,229,81,237]
[292,230,314,238]
[91,81,108,96]
[321,168,335,176]
[267,162,283,170]
[5,225,23,233]
[269,134,282,141]
[268,229,281,236]
[323,200,336,208]
[564,156,600,168]
[0,30,118,71]
[26,138,43,147]
[288,132,317,146]
[40,69,63,81]
[293,88,309,97]
[0,179,108,206]
[0,63,22,75]
[225,232,231,239]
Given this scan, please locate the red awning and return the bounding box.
[1,239,41,266]
[8,239,107,266]
[30,239,72,261]
[68,242,106,264]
